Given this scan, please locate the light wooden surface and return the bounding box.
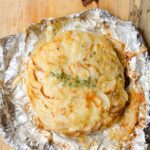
[0,0,97,38]
[0,0,149,150]
[0,135,12,150]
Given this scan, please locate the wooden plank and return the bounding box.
[118,0,130,20]
[98,0,130,20]
[138,0,150,49]
[0,136,13,150]
[128,0,142,28]
[0,0,97,38]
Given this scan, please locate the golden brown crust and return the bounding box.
[25,30,144,141]
[109,86,145,142]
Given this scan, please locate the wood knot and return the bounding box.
[82,0,98,7]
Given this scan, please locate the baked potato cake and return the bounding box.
[26,30,128,136]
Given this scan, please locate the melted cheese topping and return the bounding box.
[26,30,128,136]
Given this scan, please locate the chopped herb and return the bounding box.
[50,71,97,88]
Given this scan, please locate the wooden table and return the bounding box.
[0,0,149,149]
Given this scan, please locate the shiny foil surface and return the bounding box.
[0,9,150,150]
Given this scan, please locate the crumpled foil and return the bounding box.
[0,9,150,150]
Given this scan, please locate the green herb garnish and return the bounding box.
[50,71,97,88]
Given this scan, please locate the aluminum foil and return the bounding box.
[0,9,150,150]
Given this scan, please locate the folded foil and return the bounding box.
[0,9,150,150]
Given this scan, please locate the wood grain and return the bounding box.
[0,0,150,150]
[138,0,150,49]
[98,0,150,49]
[0,0,97,38]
